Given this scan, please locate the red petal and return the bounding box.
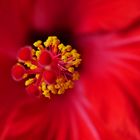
[0,1,29,49]
[24,0,140,34]
[72,0,140,34]
[76,26,140,139]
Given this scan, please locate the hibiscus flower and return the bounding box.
[0,0,140,140]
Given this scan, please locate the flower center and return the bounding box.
[11,36,82,99]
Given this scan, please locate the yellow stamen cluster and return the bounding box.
[24,61,37,70]
[44,36,60,48]
[23,36,82,99]
[41,76,74,98]
[25,78,34,86]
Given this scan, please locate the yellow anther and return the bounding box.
[33,40,42,47]
[35,50,41,58]
[22,74,28,79]
[65,45,72,51]
[44,36,60,48]
[68,67,74,73]
[61,47,66,52]
[44,37,52,47]
[25,61,37,70]
[41,82,46,91]
[25,78,34,86]
[64,80,73,90]
[73,53,80,59]
[67,80,74,88]
[30,65,37,70]
[61,47,68,53]
[61,55,67,61]
[58,87,65,95]
[35,74,40,79]
[56,76,65,83]
[55,84,61,89]
[47,84,54,91]
[58,43,65,50]
[73,72,80,80]
[72,59,82,67]
[65,52,71,57]
[42,90,50,98]
[52,37,60,46]
[52,89,57,94]
[44,41,50,47]
[64,84,68,90]
[47,84,57,94]
[71,49,77,54]
[25,61,31,67]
